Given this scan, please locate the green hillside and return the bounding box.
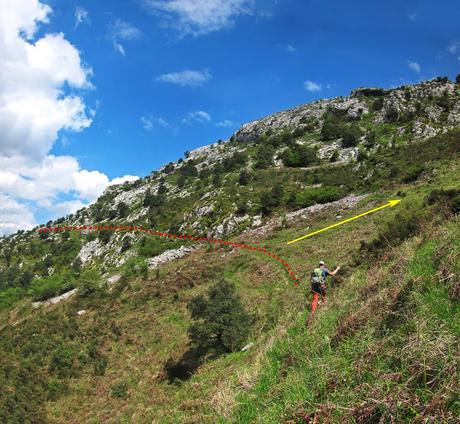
[0,78,459,423]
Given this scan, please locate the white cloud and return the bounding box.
[216,119,237,127]
[0,194,36,235]
[408,61,421,73]
[108,19,142,55]
[141,115,169,130]
[408,11,416,21]
[183,110,211,124]
[141,115,153,130]
[156,69,212,87]
[109,175,139,186]
[447,42,460,60]
[75,6,89,27]
[0,0,139,235]
[144,0,253,36]
[303,80,322,92]
[284,44,295,53]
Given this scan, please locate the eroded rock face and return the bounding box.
[148,245,199,268]
[32,288,77,309]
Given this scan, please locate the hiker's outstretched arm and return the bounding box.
[330,266,340,276]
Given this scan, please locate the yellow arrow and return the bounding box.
[287,199,401,245]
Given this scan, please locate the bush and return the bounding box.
[187,280,251,354]
[426,188,460,214]
[28,273,75,302]
[372,97,384,111]
[117,202,129,218]
[254,144,274,169]
[177,174,187,188]
[138,237,166,257]
[77,270,104,298]
[180,161,198,177]
[223,151,248,172]
[296,186,343,208]
[330,150,340,162]
[144,189,165,208]
[98,229,111,245]
[280,145,317,167]
[341,124,363,147]
[123,257,148,279]
[321,116,342,141]
[384,105,399,122]
[238,170,251,185]
[260,185,284,215]
[456,74,460,84]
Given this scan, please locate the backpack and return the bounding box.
[310,268,324,285]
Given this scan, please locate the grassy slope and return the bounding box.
[1,132,459,423]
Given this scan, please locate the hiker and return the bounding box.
[310,260,340,315]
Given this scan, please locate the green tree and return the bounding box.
[238,170,251,185]
[260,185,284,215]
[187,280,251,354]
[254,144,274,169]
[117,202,129,218]
[98,229,111,244]
[455,74,460,84]
[341,124,363,148]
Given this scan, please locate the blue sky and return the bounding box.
[1,0,460,234]
[48,0,460,177]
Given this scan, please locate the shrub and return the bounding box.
[123,257,148,279]
[280,145,317,167]
[236,202,249,215]
[77,270,104,298]
[260,185,284,215]
[138,237,166,257]
[98,229,111,244]
[144,189,165,208]
[117,202,129,218]
[321,116,342,141]
[163,162,175,174]
[341,124,363,147]
[177,174,187,188]
[384,105,399,122]
[254,144,274,169]
[223,151,248,172]
[330,149,340,162]
[187,280,251,354]
[456,74,460,84]
[28,273,75,302]
[180,161,198,177]
[372,97,384,111]
[48,345,77,378]
[296,186,343,208]
[426,188,460,214]
[238,170,251,185]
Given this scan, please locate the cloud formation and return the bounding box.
[156,69,212,87]
[144,0,253,36]
[216,119,237,127]
[303,80,322,92]
[0,0,138,235]
[408,61,421,73]
[182,110,211,124]
[141,115,169,130]
[75,6,89,27]
[108,18,142,55]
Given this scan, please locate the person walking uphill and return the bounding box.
[309,260,340,320]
